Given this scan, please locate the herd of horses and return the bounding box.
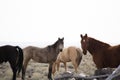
[0,34,120,80]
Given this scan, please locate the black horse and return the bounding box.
[0,45,23,80]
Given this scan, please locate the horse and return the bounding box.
[52,46,83,75]
[80,34,120,69]
[22,37,64,80]
[0,45,23,80]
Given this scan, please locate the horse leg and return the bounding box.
[22,67,25,80]
[48,63,53,80]
[9,61,17,80]
[72,61,78,73]
[12,69,17,80]
[63,62,67,72]
[22,58,31,80]
[52,62,56,76]
[57,61,60,71]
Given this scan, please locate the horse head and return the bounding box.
[80,34,89,55]
[56,37,64,52]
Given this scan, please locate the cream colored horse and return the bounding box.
[52,46,83,75]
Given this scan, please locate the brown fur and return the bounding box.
[22,38,64,80]
[52,46,82,75]
[81,34,120,69]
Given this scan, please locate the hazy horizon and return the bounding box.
[0,0,120,48]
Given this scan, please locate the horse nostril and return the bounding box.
[60,49,62,52]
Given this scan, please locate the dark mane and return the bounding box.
[48,40,58,48]
[89,37,110,47]
[88,37,111,53]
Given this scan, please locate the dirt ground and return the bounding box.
[0,53,97,80]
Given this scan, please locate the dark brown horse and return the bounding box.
[80,34,120,69]
[0,45,23,80]
[22,37,64,80]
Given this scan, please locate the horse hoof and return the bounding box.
[48,78,53,80]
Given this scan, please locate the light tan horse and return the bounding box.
[52,46,83,75]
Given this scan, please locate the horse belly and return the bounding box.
[0,55,7,63]
[61,58,70,62]
[60,54,70,62]
[32,53,47,63]
[108,59,120,68]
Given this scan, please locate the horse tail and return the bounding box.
[76,48,82,67]
[15,46,24,75]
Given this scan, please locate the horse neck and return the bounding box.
[87,38,110,54]
[46,46,60,62]
[48,45,59,56]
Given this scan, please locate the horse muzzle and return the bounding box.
[83,50,87,55]
[59,49,63,52]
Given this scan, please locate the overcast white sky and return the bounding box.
[0,0,120,47]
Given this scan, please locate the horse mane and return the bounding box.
[48,40,58,48]
[88,37,111,50]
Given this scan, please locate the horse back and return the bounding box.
[23,46,56,63]
[61,46,82,66]
[68,47,78,58]
[0,45,18,63]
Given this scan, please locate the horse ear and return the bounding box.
[58,37,60,40]
[80,34,83,38]
[62,37,64,40]
[85,34,87,38]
